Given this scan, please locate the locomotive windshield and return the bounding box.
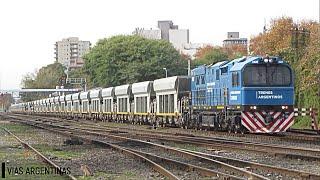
[243,64,291,86]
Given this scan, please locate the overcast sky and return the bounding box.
[0,0,319,90]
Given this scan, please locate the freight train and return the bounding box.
[10,56,294,133]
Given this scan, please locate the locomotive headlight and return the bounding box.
[268,59,273,63]
[264,59,269,63]
[250,106,257,110]
[281,106,288,110]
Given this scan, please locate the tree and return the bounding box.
[250,17,320,128]
[82,35,187,88]
[21,62,66,101]
[250,17,295,62]
[193,46,228,67]
[222,44,247,59]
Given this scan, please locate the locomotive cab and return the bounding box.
[231,56,295,133]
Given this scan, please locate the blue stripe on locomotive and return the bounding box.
[191,56,294,107]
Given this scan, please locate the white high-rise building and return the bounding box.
[133,20,189,52]
[54,37,91,70]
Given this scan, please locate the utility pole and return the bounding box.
[188,59,191,76]
[163,68,168,78]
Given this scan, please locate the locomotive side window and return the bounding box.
[216,70,220,80]
[201,75,205,84]
[232,72,239,87]
[196,76,200,85]
[243,65,291,86]
[221,67,228,75]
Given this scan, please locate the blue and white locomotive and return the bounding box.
[190,56,294,133]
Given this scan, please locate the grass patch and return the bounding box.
[1,123,33,134]
[34,144,84,159]
[292,116,318,129]
[78,171,138,180]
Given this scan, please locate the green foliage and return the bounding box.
[21,62,66,101]
[82,35,187,87]
[193,47,228,67]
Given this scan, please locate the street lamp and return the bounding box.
[163,68,168,78]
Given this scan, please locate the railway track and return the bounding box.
[17,113,320,161]
[23,113,320,144]
[288,128,320,135]
[1,127,77,180]
[2,113,320,179]
[2,114,262,179]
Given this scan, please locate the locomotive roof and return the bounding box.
[229,56,287,72]
[229,56,258,71]
[220,57,245,68]
[209,60,228,68]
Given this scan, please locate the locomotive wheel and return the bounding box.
[239,125,247,134]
